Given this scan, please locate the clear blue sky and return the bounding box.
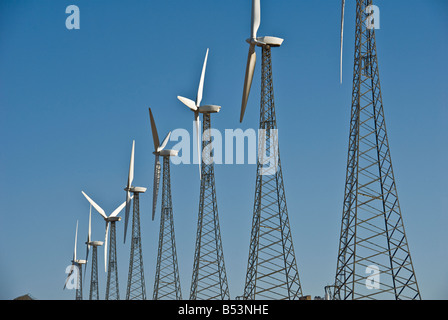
[0,0,447,300]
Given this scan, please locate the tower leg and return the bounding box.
[126,193,146,300]
[190,113,230,300]
[334,0,421,300]
[243,46,303,300]
[153,156,182,300]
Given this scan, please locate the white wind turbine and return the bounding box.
[82,191,128,272]
[240,0,284,123]
[177,48,221,178]
[64,220,87,292]
[148,107,174,221]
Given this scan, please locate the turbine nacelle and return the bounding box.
[86,240,104,247]
[106,216,121,222]
[154,149,179,157]
[198,105,221,113]
[246,36,284,47]
[124,186,147,193]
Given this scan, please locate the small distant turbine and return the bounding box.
[148,107,172,221]
[82,191,128,300]
[82,205,103,300]
[64,220,87,300]
[123,140,147,300]
[148,107,182,300]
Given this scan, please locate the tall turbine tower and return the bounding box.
[178,49,230,300]
[64,220,87,300]
[148,108,182,300]
[82,191,128,300]
[334,0,421,300]
[124,140,147,300]
[239,0,303,300]
[83,205,104,300]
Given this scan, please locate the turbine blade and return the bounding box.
[81,191,107,219]
[195,112,202,180]
[178,96,198,111]
[63,266,74,290]
[240,44,256,123]
[127,140,135,189]
[110,199,128,218]
[158,131,171,152]
[85,205,91,268]
[340,0,346,84]
[88,205,92,243]
[74,220,78,261]
[196,48,209,107]
[148,108,160,151]
[251,0,261,39]
[152,155,161,221]
[104,222,109,273]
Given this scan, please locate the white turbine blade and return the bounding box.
[104,222,109,273]
[148,108,160,151]
[128,140,135,189]
[195,112,202,180]
[124,190,131,243]
[74,220,78,261]
[178,96,198,111]
[81,191,107,219]
[88,205,92,243]
[158,131,171,152]
[110,199,128,218]
[251,0,261,39]
[196,48,209,107]
[240,44,256,123]
[63,266,74,290]
[340,0,346,84]
[152,155,161,221]
[85,205,91,264]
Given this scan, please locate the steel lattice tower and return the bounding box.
[153,156,182,300]
[243,45,303,300]
[75,263,84,300]
[190,114,230,300]
[105,221,120,300]
[334,0,421,300]
[88,245,100,300]
[126,192,147,300]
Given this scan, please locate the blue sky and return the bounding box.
[0,0,447,300]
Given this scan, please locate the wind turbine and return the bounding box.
[148,107,182,300]
[82,204,103,300]
[148,107,172,221]
[177,48,221,179]
[177,49,230,300]
[239,0,303,300]
[81,191,128,300]
[64,220,87,300]
[240,0,283,123]
[123,140,147,300]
